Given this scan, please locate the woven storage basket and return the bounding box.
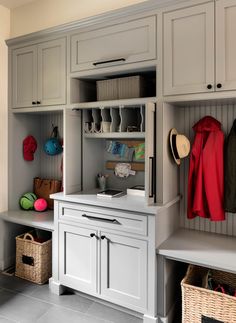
[181,265,236,323]
[15,231,52,284]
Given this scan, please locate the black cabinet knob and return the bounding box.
[101,235,106,240]
[32,101,36,105]
[217,83,222,89]
[207,84,212,90]
[36,101,41,104]
[90,233,95,238]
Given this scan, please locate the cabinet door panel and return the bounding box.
[216,0,236,91]
[163,3,214,95]
[101,232,147,311]
[71,16,156,72]
[64,109,82,195]
[59,224,97,294]
[12,46,37,108]
[38,38,66,106]
[145,102,156,205]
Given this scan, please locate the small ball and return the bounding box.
[19,192,37,210]
[34,198,47,212]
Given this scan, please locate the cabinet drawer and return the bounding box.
[59,203,147,236]
[70,16,156,72]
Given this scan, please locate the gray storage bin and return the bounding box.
[118,76,144,99]
[96,75,145,101]
[96,79,118,101]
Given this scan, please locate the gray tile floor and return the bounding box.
[0,273,142,323]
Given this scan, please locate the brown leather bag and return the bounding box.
[34,177,62,209]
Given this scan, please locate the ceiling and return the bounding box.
[0,0,37,9]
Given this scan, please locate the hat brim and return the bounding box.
[170,128,181,165]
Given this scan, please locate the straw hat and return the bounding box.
[169,128,190,165]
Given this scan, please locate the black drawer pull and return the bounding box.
[93,58,126,66]
[82,214,119,224]
[101,235,106,240]
[22,255,34,266]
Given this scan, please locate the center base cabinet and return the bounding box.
[50,199,178,323]
[59,224,147,309]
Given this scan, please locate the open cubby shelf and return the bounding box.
[0,210,54,232]
[70,70,156,104]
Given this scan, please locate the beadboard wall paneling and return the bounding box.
[40,112,63,180]
[179,103,236,236]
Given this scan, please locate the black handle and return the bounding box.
[207,84,212,90]
[36,101,41,104]
[217,83,222,89]
[93,58,126,66]
[149,157,154,198]
[90,233,96,238]
[32,101,36,105]
[82,214,119,224]
[22,255,34,266]
[101,235,106,240]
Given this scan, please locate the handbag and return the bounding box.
[33,177,62,209]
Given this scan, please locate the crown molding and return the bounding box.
[6,0,197,46]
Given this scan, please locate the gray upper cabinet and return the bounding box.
[163,2,214,95]
[163,0,236,96]
[12,38,66,108]
[70,16,156,73]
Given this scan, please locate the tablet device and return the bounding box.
[97,189,123,198]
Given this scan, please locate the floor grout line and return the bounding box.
[0,278,142,323]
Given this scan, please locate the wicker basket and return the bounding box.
[15,231,52,284]
[181,265,236,323]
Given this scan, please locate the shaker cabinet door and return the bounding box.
[100,232,147,311]
[12,38,66,108]
[216,0,236,91]
[37,38,66,106]
[59,224,98,294]
[163,2,214,95]
[12,45,38,108]
[71,16,156,72]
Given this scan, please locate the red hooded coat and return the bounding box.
[187,116,225,221]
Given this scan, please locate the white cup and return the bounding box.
[101,121,111,133]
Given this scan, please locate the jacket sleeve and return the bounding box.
[188,134,208,219]
[203,132,225,221]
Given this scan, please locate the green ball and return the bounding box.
[19,192,37,210]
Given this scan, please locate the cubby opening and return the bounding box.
[82,137,145,192]
[66,101,156,202]
[70,69,156,104]
[162,100,236,237]
[9,111,64,211]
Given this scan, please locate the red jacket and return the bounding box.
[187,116,225,221]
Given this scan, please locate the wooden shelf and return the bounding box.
[157,228,236,273]
[0,210,54,232]
[106,161,144,171]
[71,97,157,109]
[84,132,145,139]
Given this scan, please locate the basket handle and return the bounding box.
[23,233,34,241]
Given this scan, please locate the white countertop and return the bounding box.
[158,228,236,273]
[50,191,180,215]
